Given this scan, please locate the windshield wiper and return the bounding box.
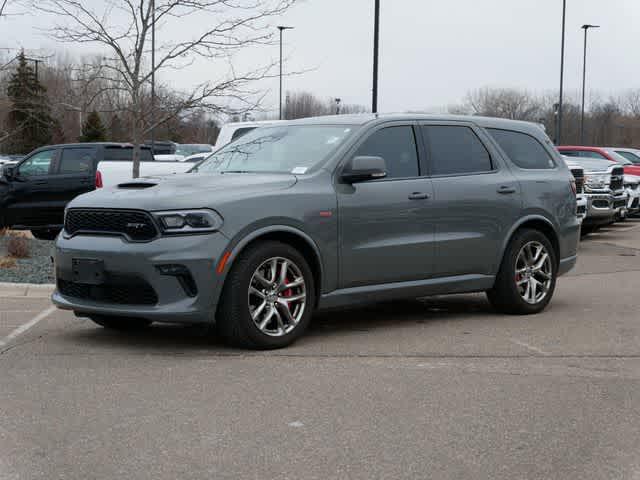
[220,170,253,174]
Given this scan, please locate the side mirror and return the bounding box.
[341,156,387,183]
[2,165,16,180]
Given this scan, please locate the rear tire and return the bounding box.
[87,315,152,331]
[31,228,61,241]
[216,241,315,349]
[487,229,557,315]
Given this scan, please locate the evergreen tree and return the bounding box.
[79,110,107,142]
[6,52,54,153]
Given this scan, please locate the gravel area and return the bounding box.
[0,234,55,284]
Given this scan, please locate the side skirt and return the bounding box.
[318,274,495,310]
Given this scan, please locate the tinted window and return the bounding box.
[59,148,95,173]
[18,150,55,176]
[355,126,419,179]
[422,126,492,176]
[231,127,257,142]
[562,150,607,160]
[616,151,640,164]
[104,147,153,162]
[488,129,555,169]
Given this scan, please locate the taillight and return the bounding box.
[570,179,577,196]
[95,170,103,188]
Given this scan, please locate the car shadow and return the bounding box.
[61,294,496,353]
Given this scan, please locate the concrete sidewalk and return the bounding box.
[0,282,55,298]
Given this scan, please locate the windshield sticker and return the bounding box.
[291,167,308,175]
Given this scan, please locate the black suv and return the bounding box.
[0,143,151,240]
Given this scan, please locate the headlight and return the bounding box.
[152,209,223,234]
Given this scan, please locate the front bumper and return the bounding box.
[626,187,640,213]
[52,232,230,324]
[576,194,587,221]
[583,192,615,222]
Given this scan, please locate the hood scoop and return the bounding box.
[117,181,157,189]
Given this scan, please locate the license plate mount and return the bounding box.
[72,258,105,285]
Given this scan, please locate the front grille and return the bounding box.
[614,199,627,209]
[58,277,158,305]
[610,167,624,191]
[570,168,584,194]
[65,209,158,241]
[593,199,610,209]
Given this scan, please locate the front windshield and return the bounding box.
[192,125,354,174]
[616,150,640,164]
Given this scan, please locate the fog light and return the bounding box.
[156,264,198,297]
[157,264,188,276]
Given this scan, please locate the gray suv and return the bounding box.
[53,115,580,349]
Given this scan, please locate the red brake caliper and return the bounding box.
[282,277,293,307]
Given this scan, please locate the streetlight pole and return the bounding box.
[277,26,293,120]
[556,0,566,145]
[580,24,599,145]
[372,0,380,114]
[150,0,156,152]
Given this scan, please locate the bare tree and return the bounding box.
[33,0,296,177]
[622,89,640,118]
[283,91,366,120]
[465,87,543,121]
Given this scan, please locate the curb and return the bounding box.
[0,282,55,298]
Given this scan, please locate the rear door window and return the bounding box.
[354,126,419,179]
[488,129,556,169]
[421,126,492,176]
[59,148,95,174]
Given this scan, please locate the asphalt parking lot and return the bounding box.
[2,220,640,480]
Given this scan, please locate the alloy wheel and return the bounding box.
[248,257,307,337]
[514,241,553,305]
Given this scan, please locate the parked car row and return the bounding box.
[4,114,639,348]
[559,146,640,233]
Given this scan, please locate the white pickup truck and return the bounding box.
[94,143,193,188]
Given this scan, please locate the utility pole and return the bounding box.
[372,0,380,114]
[335,98,342,115]
[277,26,293,120]
[556,0,566,145]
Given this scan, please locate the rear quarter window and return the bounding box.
[488,129,556,169]
[103,147,153,162]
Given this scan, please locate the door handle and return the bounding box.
[497,186,517,194]
[408,192,430,200]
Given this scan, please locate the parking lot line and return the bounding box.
[0,306,56,348]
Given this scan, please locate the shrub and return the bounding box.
[7,235,30,258]
[0,256,17,269]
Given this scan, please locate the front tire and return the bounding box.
[487,229,557,315]
[88,315,152,331]
[216,241,316,349]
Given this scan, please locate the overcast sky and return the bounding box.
[2,0,639,115]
